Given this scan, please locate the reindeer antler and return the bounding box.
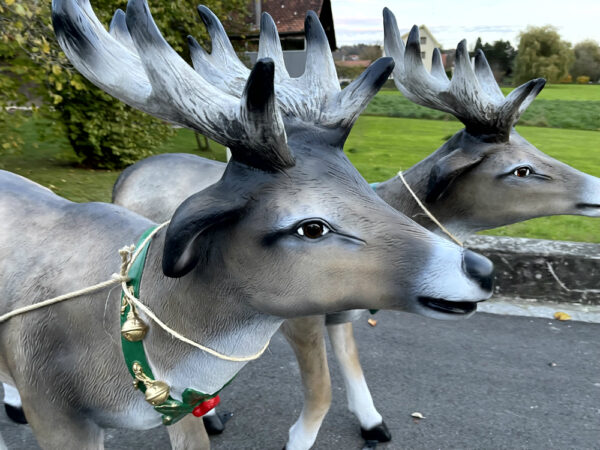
[383,8,545,141]
[52,0,293,171]
[188,7,394,138]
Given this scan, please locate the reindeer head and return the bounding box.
[52,0,494,319]
[384,8,600,232]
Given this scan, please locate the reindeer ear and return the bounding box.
[426,150,484,203]
[162,183,247,278]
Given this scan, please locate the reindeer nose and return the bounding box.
[462,249,494,292]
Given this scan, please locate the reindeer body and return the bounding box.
[107,7,600,450]
[0,3,498,447]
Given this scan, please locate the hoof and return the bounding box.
[5,404,27,425]
[361,421,391,443]
[202,411,232,435]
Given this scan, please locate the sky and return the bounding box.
[330,0,600,49]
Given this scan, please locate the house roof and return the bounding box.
[244,0,337,50]
[401,25,442,49]
[263,0,324,33]
[335,60,372,68]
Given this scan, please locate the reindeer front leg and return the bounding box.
[280,316,332,450]
[167,414,210,450]
[19,392,104,450]
[327,321,391,442]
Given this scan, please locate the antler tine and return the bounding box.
[196,5,249,78]
[328,57,395,133]
[499,78,546,128]
[383,10,445,107]
[123,0,243,134]
[187,35,247,96]
[239,58,293,170]
[473,49,504,101]
[301,11,340,95]
[108,9,135,51]
[430,48,449,82]
[382,7,405,73]
[53,0,152,108]
[258,12,289,81]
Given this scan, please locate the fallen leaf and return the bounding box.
[367,318,377,327]
[411,412,425,419]
[554,312,571,321]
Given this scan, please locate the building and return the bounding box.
[400,25,441,72]
[243,0,337,77]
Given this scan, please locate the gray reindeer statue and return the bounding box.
[93,6,600,450]
[0,0,495,449]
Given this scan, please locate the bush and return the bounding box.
[576,76,591,84]
[0,0,248,168]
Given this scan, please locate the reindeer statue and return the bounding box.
[95,6,600,450]
[0,1,495,448]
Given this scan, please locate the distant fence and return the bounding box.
[466,236,600,305]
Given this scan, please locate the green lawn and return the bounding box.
[1,115,598,243]
[345,116,600,243]
[367,89,600,131]
[0,117,226,203]
[501,84,600,101]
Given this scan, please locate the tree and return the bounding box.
[472,39,516,83]
[514,26,574,84]
[570,40,600,82]
[0,0,249,168]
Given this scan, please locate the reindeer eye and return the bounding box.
[297,221,330,239]
[513,167,531,178]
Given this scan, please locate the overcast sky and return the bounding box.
[330,0,600,49]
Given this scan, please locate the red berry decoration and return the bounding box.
[192,395,221,417]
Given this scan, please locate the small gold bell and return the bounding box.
[121,309,148,342]
[144,380,170,406]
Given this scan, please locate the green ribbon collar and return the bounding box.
[120,226,231,426]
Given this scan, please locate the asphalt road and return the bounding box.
[2,311,599,449]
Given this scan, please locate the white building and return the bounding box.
[401,25,441,72]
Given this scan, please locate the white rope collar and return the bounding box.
[0,220,270,363]
[396,171,464,247]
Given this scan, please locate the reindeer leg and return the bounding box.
[2,383,27,424]
[281,316,331,450]
[327,321,391,443]
[19,395,104,449]
[167,413,210,450]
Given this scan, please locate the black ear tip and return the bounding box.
[254,57,275,72]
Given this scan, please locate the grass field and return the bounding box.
[2,115,598,243]
[0,117,226,203]
[368,85,600,131]
[501,84,600,101]
[345,116,600,243]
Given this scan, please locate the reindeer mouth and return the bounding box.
[418,297,478,315]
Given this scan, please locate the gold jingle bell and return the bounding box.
[121,309,148,342]
[132,362,170,406]
[144,380,170,406]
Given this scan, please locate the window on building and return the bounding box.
[421,51,426,59]
[420,36,427,45]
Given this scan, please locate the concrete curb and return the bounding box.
[465,235,600,306]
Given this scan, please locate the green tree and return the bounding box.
[570,40,600,82]
[514,26,574,84]
[0,0,248,168]
[475,39,516,83]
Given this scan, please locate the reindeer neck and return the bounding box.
[374,131,470,237]
[134,229,282,397]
